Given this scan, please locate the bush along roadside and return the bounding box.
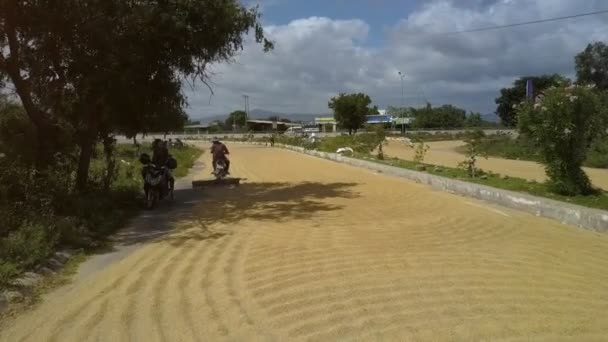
[0,142,203,296]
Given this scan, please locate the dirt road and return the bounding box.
[383,140,608,190]
[2,145,608,341]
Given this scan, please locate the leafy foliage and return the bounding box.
[458,130,487,178]
[328,93,377,134]
[386,106,413,117]
[586,136,608,168]
[576,41,608,90]
[411,104,466,129]
[0,0,272,190]
[412,140,430,164]
[225,110,248,130]
[495,74,569,127]
[518,85,608,195]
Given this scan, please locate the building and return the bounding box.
[366,115,393,125]
[246,119,300,132]
[314,117,337,132]
[183,123,210,134]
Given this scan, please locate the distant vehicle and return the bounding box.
[285,126,303,135]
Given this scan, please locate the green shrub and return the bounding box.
[0,261,19,287]
[518,85,608,195]
[586,136,608,168]
[0,222,56,270]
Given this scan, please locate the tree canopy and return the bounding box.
[411,104,466,129]
[495,74,568,127]
[328,93,377,134]
[576,41,608,90]
[0,0,272,189]
[518,85,608,195]
[226,110,248,130]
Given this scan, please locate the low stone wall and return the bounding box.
[232,141,607,232]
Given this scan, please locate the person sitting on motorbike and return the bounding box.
[211,137,230,174]
[151,139,174,186]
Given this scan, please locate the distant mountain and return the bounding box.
[248,109,321,123]
[195,109,325,124]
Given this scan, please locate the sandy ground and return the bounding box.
[383,140,608,190]
[2,145,608,341]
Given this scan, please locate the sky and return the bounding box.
[185,0,608,119]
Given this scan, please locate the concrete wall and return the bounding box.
[251,142,607,233]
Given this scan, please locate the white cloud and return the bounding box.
[185,0,608,119]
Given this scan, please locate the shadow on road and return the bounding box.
[110,181,359,248]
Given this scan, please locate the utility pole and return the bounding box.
[398,71,405,107]
[398,71,405,133]
[242,94,250,131]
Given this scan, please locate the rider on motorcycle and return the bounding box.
[151,139,175,187]
[211,137,230,174]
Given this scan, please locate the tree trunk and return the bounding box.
[75,138,94,192]
[75,109,101,192]
[133,135,138,145]
[102,136,116,191]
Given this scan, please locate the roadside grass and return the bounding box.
[0,143,202,290]
[364,155,608,211]
[457,134,608,169]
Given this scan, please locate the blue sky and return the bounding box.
[259,0,420,46]
[187,0,608,118]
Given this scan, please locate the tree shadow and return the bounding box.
[110,181,359,248]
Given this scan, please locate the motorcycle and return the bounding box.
[213,159,228,180]
[140,154,175,209]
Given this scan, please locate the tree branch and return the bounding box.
[3,0,47,129]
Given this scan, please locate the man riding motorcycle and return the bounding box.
[151,139,175,187]
[210,137,230,175]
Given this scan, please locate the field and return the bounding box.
[2,145,608,341]
[383,140,608,191]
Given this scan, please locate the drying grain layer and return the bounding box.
[2,145,608,341]
[383,140,608,190]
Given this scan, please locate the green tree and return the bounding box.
[495,74,568,127]
[328,93,376,135]
[412,104,466,129]
[226,110,248,130]
[458,130,487,178]
[386,106,413,118]
[518,85,608,195]
[576,41,608,90]
[465,112,483,127]
[0,0,273,190]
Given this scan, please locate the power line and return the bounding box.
[440,9,608,35]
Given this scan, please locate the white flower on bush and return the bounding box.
[569,95,578,102]
[564,128,571,134]
[541,106,548,111]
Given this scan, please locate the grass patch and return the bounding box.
[0,143,203,289]
[461,134,608,169]
[370,156,608,211]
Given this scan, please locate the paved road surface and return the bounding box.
[384,140,608,190]
[2,145,608,341]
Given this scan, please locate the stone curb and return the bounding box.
[228,141,608,233]
[0,249,76,315]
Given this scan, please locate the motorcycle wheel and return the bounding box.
[146,189,158,209]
